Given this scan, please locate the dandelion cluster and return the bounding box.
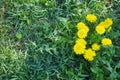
[96,18,113,34]
[73,14,113,61]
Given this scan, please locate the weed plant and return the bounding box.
[0,0,120,80]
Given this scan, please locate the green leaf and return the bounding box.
[27,19,31,25]
[96,73,104,80]
[15,32,22,39]
[57,17,68,23]
[90,66,99,74]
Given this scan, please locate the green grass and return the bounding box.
[0,0,120,80]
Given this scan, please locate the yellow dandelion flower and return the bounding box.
[104,18,113,28]
[84,48,96,61]
[77,29,88,38]
[101,38,112,46]
[98,21,107,28]
[77,22,89,32]
[98,18,113,29]
[73,43,86,55]
[76,38,87,45]
[96,25,105,35]
[86,14,97,23]
[77,22,86,30]
[92,43,100,51]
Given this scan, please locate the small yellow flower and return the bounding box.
[84,48,96,61]
[104,18,113,28]
[76,38,87,45]
[73,43,86,55]
[86,14,97,23]
[98,18,113,29]
[98,21,107,28]
[77,22,89,32]
[77,22,86,30]
[77,29,88,38]
[92,43,100,51]
[96,25,105,35]
[101,38,112,46]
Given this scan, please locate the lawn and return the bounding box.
[0,0,120,80]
